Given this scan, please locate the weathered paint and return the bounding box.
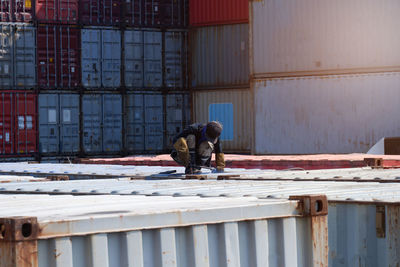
[190,24,249,89]
[254,73,400,154]
[0,194,326,267]
[251,0,400,77]
[193,89,252,153]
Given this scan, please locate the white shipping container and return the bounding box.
[250,0,400,77]
[0,194,327,267]
[254,73,400,154]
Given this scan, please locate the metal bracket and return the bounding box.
[0,217,39,241]
[376,205,386,238]
[289,195,328,216]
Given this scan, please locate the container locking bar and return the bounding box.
[0,217,38,241]
[289,195,328,216]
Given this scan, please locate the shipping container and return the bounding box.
[0,0,33,22]
[0,91,37,156]
[38,94,79,155]
[253,73,400,154]
[82,94,122,154]
[124,0,187,27]
[166,92,190,149]
[123,29,144,88]
[37,25,80,89]
[190,24,249,89]
[0,193,327,267]
[250,0,400,77]
[5,170,400,266]
[189,0,248,26]
[125,92,163,152]
[35,0,78,24]
[165,30,186,88]
[0,23,36,89]
[80,0,120,25]
[193,88,252,153]
[81,27,121,89]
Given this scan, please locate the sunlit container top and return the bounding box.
[189,0,248,26]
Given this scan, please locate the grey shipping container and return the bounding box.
[190,24,249,89]
[253,73,400,154]
[125,93,163,152]
[166,92,190,149]
[250,0,400,77]
[38,94,80,155]
[81,28,121,89]
[123,30,162,88]
[82,94,122,153]
[0,193,327,267]
[165,30,187,88]
[0,23,35,89]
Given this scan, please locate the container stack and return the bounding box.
[189,0,252,153]
[0,0,190,160]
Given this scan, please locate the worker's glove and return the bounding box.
[216,153,226,171]
[173,137,190,166]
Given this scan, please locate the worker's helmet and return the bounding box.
[205,121,223,143]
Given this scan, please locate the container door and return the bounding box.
[124,0,143,26]
[35,0,56,22]
[15,0,34,22]
[160,0,185,27]
[0,24,12,88]
[59,0,78,24]
[80,0,99,25]
[165,31,183,88]
[103,94,122,152]
[14,92,36,154]
[81,29,101,88]
[59,27,80,88]
[0,93,13,154]
[82,95,102,153]
[144,94,163,151]
[102,29,121,88]
[125,94,144,151]
[0,0,11,21]
[144,0,160,26]
[124,30,143,88]
[60,94,79,153]
[144,31,162,87]
[39,94,59,153]
[14,24,36,89]
[166,94,184,149]
[37,25,57,88]
[102,0,120,25]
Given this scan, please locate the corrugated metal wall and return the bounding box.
[190,24,249,89]
[251,0,400,77]
[254,73,400,154]
[193,89,252,153]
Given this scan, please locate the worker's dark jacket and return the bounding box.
[172,123,223,167]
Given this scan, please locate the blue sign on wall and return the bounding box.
[208,103,234,141]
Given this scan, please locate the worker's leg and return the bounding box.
[198,141,214,167]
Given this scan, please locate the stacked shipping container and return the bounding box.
[189,0,251,153]
[0,0,189,159]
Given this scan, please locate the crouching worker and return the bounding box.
[170,121,226,174]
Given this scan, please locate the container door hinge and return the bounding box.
[376,206,386,238]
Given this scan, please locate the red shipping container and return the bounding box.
[80,0,120,25]
[189,0,248,26]
[35,0,78,24]
[0,91,37,156]
[37,25,80,89]
[0,0,34,22]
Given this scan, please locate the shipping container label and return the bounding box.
[63,109,71,123]
[25,0,31,8]
[26,116,32,129]
[48,109,57,123]
[18,116,24,129]
[5,132,9,142]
